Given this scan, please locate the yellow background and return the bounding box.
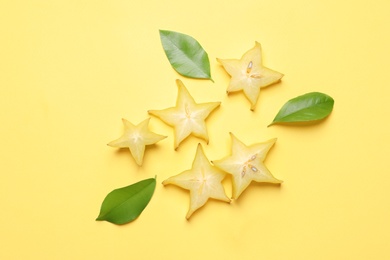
[1,0,389,259]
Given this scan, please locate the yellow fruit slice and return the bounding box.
[217,42,283,110]
[107,118,166,166]
[212,133,282,199]
[163,144,230,219]
[148,79,220,149]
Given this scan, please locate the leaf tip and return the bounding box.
[158,29,167,35]
[267,122,275,127]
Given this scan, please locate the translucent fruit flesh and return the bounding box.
[148,79,220,149]
[212,133,282,199]
[107,118,166,166]
[163,144,230,219]
[217,42,284,110]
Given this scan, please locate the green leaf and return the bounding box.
[96,177,156,225]
[269,92,334,126]
[159,29,212,81]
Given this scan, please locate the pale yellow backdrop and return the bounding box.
[1,0,389,259]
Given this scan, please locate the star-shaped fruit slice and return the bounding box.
[148,79,220,149]
[107,118,166,166]
[212,133,282,199]
[162,144,230,219]
[217,42,283,110]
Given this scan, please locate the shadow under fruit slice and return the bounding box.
[212,133,282,199]
[163,144,230,219]
[148,79,220,149]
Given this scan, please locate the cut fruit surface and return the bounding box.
[163,144,230,219]
[212,133,282,199]
[217,42,283,110]
[148,79,220,149]
[107,118,166,166]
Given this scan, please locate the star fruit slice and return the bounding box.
[212,133,282,199]
[148,79,220,149]
[107,118,166,166]
[163,144,230,219]
[217,42,284,110]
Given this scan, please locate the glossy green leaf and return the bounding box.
[96,177,156,224]
[269,92,334,126]
[159,30,212,80]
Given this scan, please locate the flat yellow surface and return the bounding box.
[1,0,389,259]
